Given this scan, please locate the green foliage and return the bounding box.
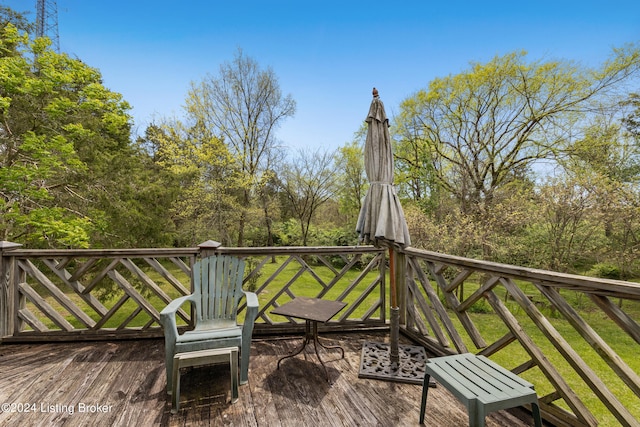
[467,299,492,314]
[273,218,304,246]
[141,121,244,246]
[0,6,33,34]
[404,204,484,258]
[320,226,360,247]
[0,23,175,248]
[24,208,93,248]
[392,115,442,212]
[0,25,94,246]
[587,262,622,280]
[621,92,640,139]
[334,137,366,219]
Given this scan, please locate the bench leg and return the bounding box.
[469,399,485,427]
[531,401,542,427]
[419,373,431,424]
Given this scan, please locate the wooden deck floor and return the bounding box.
[0,331,540,426]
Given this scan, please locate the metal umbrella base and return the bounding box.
[358,341,429,384]
[358,308,436,385]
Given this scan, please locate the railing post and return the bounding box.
[379,249,386,324]
[198,240,222,258]
[396,250,407,326]
[0,241,22,340]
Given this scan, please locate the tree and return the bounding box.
[0,6,33,34]
[185,49,295,246]
[0,21,174,248]
[536,175,602,272]
[279,149,337,246]
[621,92,640,140]
[334,138,366,221]
[392,113,443,215]
[397,47,640,221]
[256,151,283,248]
[0,24,138,247]
[559,109,640,275]
[142,120,242,246]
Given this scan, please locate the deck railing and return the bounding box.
[0,241,386,341]
[1,240,639,426]
[401,247,640,427]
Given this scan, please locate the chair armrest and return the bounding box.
[160,294,195,316]
[160,294,196,341]
[243,291,259,312]
[242,291,259,331]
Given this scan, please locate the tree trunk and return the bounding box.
[236,189,252,247]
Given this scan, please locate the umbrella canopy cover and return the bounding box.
[356,89,411,248]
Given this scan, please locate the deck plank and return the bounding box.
[0,332,539,426]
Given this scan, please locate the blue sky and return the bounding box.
[4,0,640,152]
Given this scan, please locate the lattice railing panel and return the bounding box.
[15,256,194,334]
[241,251,386,327]
[3,246,386,340]
[402,247,640,427]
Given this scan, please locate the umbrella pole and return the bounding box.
[389,248,396,307]
[389,248,400,364]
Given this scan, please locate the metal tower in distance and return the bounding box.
[35,0,59,52]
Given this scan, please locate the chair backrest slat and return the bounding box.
[201,257,210,322]
[192,255,245,324]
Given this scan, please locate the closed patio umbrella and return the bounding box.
[357,88,427,384]
[355,87,411,251]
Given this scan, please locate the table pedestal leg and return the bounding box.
[277,320,313,369]
[277,320,345,382]
[310,321,345,382]
[313,321,345,357]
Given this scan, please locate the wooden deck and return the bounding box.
[0,331,540,426]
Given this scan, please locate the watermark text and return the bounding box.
[1,402,113,415]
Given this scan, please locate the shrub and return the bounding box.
[587,262,621,280]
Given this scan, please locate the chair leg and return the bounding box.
[171,355,181,414]
[240,342,250,384]
[164,341,175,393]
[419,374,431,424]
[241,316,256,384]
[165,354,174,392]
[230,348,239,403]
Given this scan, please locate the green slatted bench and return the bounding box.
[419,353,542,427]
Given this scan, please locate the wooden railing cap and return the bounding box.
[198,240,222,249]
[0,241,22,251]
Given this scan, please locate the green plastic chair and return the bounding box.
[160,255,259,390]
